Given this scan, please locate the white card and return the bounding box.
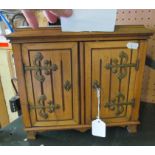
[60,9,117,32]
[92,118,106,138]
[127,42,139,49]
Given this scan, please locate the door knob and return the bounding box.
[64,80,72,91]
[92,80,100,89]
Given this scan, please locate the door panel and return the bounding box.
[85,41,138,124]
[22,42,79,127]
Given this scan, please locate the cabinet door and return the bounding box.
[85,41,139,124]
[22,42,79,127]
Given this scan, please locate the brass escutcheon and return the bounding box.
[64,80,72,91]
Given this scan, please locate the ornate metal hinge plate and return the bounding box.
[29,94,60,119]
[105,51,139,80]
[104,92,135,116]
[24,52,58,82]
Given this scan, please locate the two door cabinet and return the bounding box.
[7,26,153,139]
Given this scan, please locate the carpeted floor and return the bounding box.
[0,102,155,146]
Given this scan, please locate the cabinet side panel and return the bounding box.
[22,45,37,125]
[126,47,138,120]
[12,44,31,127]
[131,40,148,121]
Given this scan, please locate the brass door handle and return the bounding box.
[64,80,72,91]
[92,80,100,89]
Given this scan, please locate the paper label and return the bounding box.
[127,42,139,49]
[92,119,106,137]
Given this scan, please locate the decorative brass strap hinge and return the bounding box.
[29,94,60,119]
[104,92,135,116]
[23,52,58,82]
[29,103,60,111]
[105,51,139,80]
[106,59,139,70]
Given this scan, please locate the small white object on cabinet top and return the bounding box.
[61,9,117,32]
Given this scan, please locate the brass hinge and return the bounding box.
[106,61,139,69]
[28,94,60,119]
[29,103,60,119]
[29,103,60,111]
[104,92,135,116]
[105,53,139,71]
[24,64,58,72]
[23,52,58,82]
[105,51,140,80]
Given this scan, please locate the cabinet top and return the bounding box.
[7,25,154,43]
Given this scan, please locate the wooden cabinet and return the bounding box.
[7,26,153,139]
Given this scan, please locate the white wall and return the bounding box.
[0,48,18,122]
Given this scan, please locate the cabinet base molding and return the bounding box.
[75,128,89,133]
[25,121,140,131]
[25,121,139,139]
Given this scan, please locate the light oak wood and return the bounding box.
[7,26,153,39]
[22,42,79,127]
[24,121,140,131]
[75,128,89,133]
[79,42,85,125]
[131,41,148,121]
[7,26,153,44]
[0,77,9,127]
[12,44,31,127]
[7,25,153,139]
[84,41,139,123]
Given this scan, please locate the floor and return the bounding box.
[0,102,155,146]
